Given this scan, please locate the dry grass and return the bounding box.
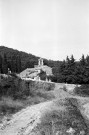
[0,97,25,125]
[0,97,24,114]
[0,80,55,124]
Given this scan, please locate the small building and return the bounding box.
[19,58,53,81]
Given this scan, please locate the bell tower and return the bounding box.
[38,58,43,66]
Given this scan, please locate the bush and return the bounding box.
[74,84,89,96]
[63,86,67,92]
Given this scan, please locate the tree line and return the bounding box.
[1,46,89,84]
[0,46,61,75]
[1,53,89,84]
[52,54,89,84]
[0,54,22,74]
[0,46,39,72]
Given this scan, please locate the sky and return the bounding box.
[0,0,89,61]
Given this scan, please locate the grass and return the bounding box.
[30,98,88,135]
[0,97,24,125]
[0,74,89,134]
[0,97,24,114]
[0,78,55,124]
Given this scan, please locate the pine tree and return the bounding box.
[86,55,89,66]
[66,56,70,64]
[70,55,75,64]
[80,54,85,66]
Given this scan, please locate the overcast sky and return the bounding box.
[0,0,89,60]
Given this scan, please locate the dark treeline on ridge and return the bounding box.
[0,46,89,84]
[52,54,89,84]
[0,46,61,74]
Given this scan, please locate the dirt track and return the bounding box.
[0,84,89,135]
[0,98,89,135]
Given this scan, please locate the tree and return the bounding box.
[0,55,2,73]
[70,55,75,64]
[2,54,8,74]
[80,54,85,66]
[16,55,22,73]
[60,60,66,72]
[58,60,67,83]
[86,55,89,66]
[66,56,70,64]
[11,55,17,73]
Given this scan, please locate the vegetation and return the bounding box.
[52,54,89,84]
[0,74,55,99]
[0,46,61,74]
[74,84,89,96]
[0,46,89,134]
[0,74,55,117]
[1,46,89,84]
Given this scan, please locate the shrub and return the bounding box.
[74,84,89,96]
[63,86,67,92]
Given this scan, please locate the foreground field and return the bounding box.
[0,98,88,135]
[0,83,89,135]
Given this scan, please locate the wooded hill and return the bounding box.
[0,46,89,84]
[0,46,61,75]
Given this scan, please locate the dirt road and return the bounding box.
[0,97,88,135]
[0,83,89,135]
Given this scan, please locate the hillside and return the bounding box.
[0,46,61,71]
[1,46,89,84]
[0,46,38,70]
